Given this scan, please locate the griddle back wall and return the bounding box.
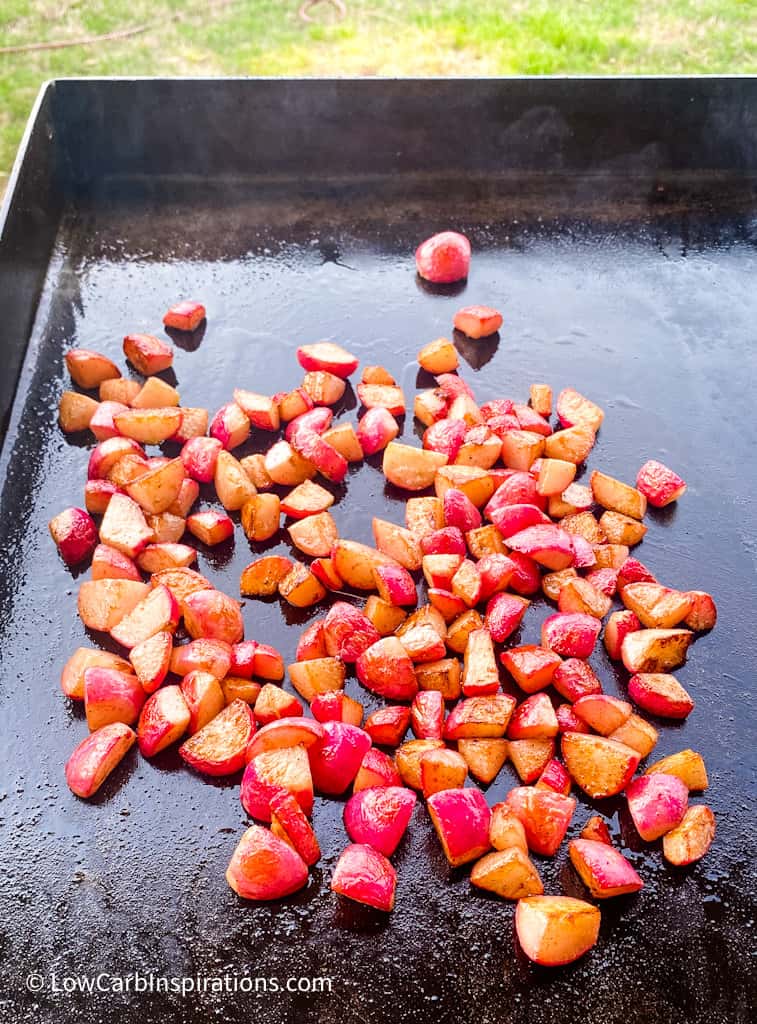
[53,78,757,188]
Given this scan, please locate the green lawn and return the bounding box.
[2,0,756,182]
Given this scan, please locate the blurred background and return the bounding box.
[2,0,756,189]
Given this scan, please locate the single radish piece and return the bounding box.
[427,787,491,867]
[636,459,686,507]
[453,305,503,339]
[84,667,146,731]
[331,843,397,911]
[270,790,321,865]
[49,507,98,566]
[415,231,471,284]
[515,896,600,966]
[226,825,308,900]
[308,722,372,795]
[344,786,416,856]
[180,699,256,776]
[663,805,716,865]
[137,685,191,756]
[65,723,136,798]
[626,773,688,841]
[569,838,643,898]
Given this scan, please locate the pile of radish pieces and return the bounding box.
[50,231,717,968]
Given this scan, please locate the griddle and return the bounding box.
[0,79,755,1024]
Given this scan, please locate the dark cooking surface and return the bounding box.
[1,176,756,1024]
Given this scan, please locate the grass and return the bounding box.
[1,0,756,182]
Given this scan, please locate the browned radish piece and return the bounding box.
[297,341,359,379]
[636,459,687,507]
[170,638,232,680]
[489,804,528,852]
[418,337,458,374]
[210,402,250,451]
[683,591,717,632]
[357,408,400,455]
[383,442,447,491]
[410,690,445,740]
[405,496,445,539]
[77,579,150,632]
[415,231,470,284]
[168,408,207,445]
[49,507,98,566]
[361,365,395,385]
[544,424,596,464]
[427,787,491,867]
[443,694,515,740]
[562,733,640,799]
[628,673,694,719]
[609,714,658,759]
[114,407,182,445]
[572,695,631,736]
[270,790,321,865]
[462,628,499,697]
[239,555,293,597]
[321,422,364,462]
[458,738,508,784]
[147,512,186,544]
[663,805,716,865]
[416,389,450,428]
[240,493,280,543]
[556,388,605,432]
[322,602,381,662]
[537,458,576,497]
[65,722,136,798]
[622,583,692,629]
[414,658,461,701]
[126,457,186,515]
[61,648,132,701]
[500,430,544,472]
[508,738,555,784]
[290,427,348,484]
[331,539,400,590]
[399,625,446,664]
[66,348,121,389]
[280,480,334,519]
[516,896,600,966]
[277,387,314,422]
[621,628,693,673]
[137,684,191,756]
[59,391,99,432]
[626,773,688,841]
[163,300,205,331]
[646,749,709,791]
[213,450,256,511]
[356,636,417,700]
[445,608,482,653]
[436,465,496,507]
[472,849,543,900]
[581,815,613,845]
[288,657,345,703]
[604,609,641,660]
[558,578,612,619]
[288,511,338,557]
[179,699,255,776]
[420,748,467,797]
[123,333,173,375]
[131,376,180,409]
[151,567,213,606]
[548,482,593,518]
[226,825,308,901]
[371,518,422,571]
[137,543,196,574]
[453,305,503,339]
[264,441,317,486]
[598,511,647,546]
[278,565,326,608]
[508,694,559,740]
[500,645,561,695]
[253,684,302,726]
[100,378,141,404]
[312,692,364,730]
[128,630,173,693]
[529,383,552,417]
[591,470,647,520]
[331,843,396,911]
[186,510,233,546]
[364,706,411,748]
[302,370,346,406]
[84,666,146,731]
[541,568,578,602]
